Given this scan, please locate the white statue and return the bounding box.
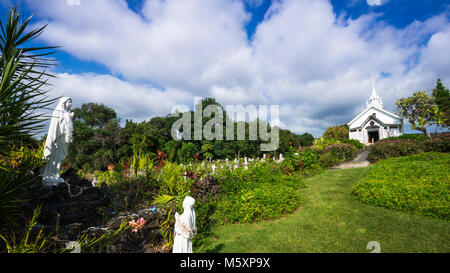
[41,97,74,186]
[173,196,197,253]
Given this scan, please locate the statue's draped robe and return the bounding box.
[173,196,197,253]
[41,97,73,186]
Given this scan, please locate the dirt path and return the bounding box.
[330,150,370,169]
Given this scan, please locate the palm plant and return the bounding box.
[0,5,58,230]
[0,5,58,156]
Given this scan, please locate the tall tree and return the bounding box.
[396,91,434,137]
[66,103,127,171]
[431,78,450,128]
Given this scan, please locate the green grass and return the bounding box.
[196,167,450,253]
[352,152,450,219]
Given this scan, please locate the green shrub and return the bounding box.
[0,146,46,228]
[368,140,420,163]
[211,162,305,225]
[422,133,450,153]
[368,132,449,163]
[342,139,365,150]
[312,137,340,149]
[95,170,124,185]
[352,152,450,219]
[314,143,356,168]
[383,133,429,141]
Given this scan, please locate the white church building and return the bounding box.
[347,83,403,145]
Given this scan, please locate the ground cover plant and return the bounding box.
[352,152,450,219]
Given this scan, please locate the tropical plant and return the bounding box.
[59,220,129,253]
[201,142,214,161]
[0,5,57,229]
[0,6,58,156]
[0,144,46,229]
[152,194,176,249]
[0,205,50,253]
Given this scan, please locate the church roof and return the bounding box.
[347,106,402,127]
[348,105,401,128]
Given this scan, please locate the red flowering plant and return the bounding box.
[129,217,147,232]
[154,150,168,171]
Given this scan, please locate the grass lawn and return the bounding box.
[196,167,450,253]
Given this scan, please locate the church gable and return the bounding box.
[348,106,401,129]
[347,83,403,145]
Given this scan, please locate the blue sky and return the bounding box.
[1,0,449,136]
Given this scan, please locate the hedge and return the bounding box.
[368,132,450,163]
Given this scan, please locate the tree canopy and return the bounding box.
[65,99,315,171]
[396,79,449,136]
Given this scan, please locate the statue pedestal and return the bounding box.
[42,175,65,187]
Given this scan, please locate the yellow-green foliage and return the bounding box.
[158,161,190,196]
[95,170,124,185]
[352,152,450,219]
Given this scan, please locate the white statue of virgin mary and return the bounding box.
[41,97,74,186]
[172,196,197,253]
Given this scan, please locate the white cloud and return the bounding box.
[48,72,192,123]
[367,0,382,6]
[66,0,81,6]
[25,0,450,137]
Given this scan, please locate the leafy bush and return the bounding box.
[383,134,429,141]
[422,133,450,153]
[312,137,339,149]
[368,133,449,163]
[322,125,349,141]
[352,152,450,219]
[0,145,46,228]
[211,162,305,225]
[95,170,124,185]
[342,139,365,150]
[315,143,356,168]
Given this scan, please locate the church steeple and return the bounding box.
[366,81,383,109]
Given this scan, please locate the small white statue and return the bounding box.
[211,164,216,174]
[41,97,73,186]
[173,196,197,253]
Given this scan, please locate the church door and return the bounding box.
[367,130,379,143]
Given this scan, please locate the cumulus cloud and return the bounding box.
[24,0,450,136]
[48,72,192,123]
